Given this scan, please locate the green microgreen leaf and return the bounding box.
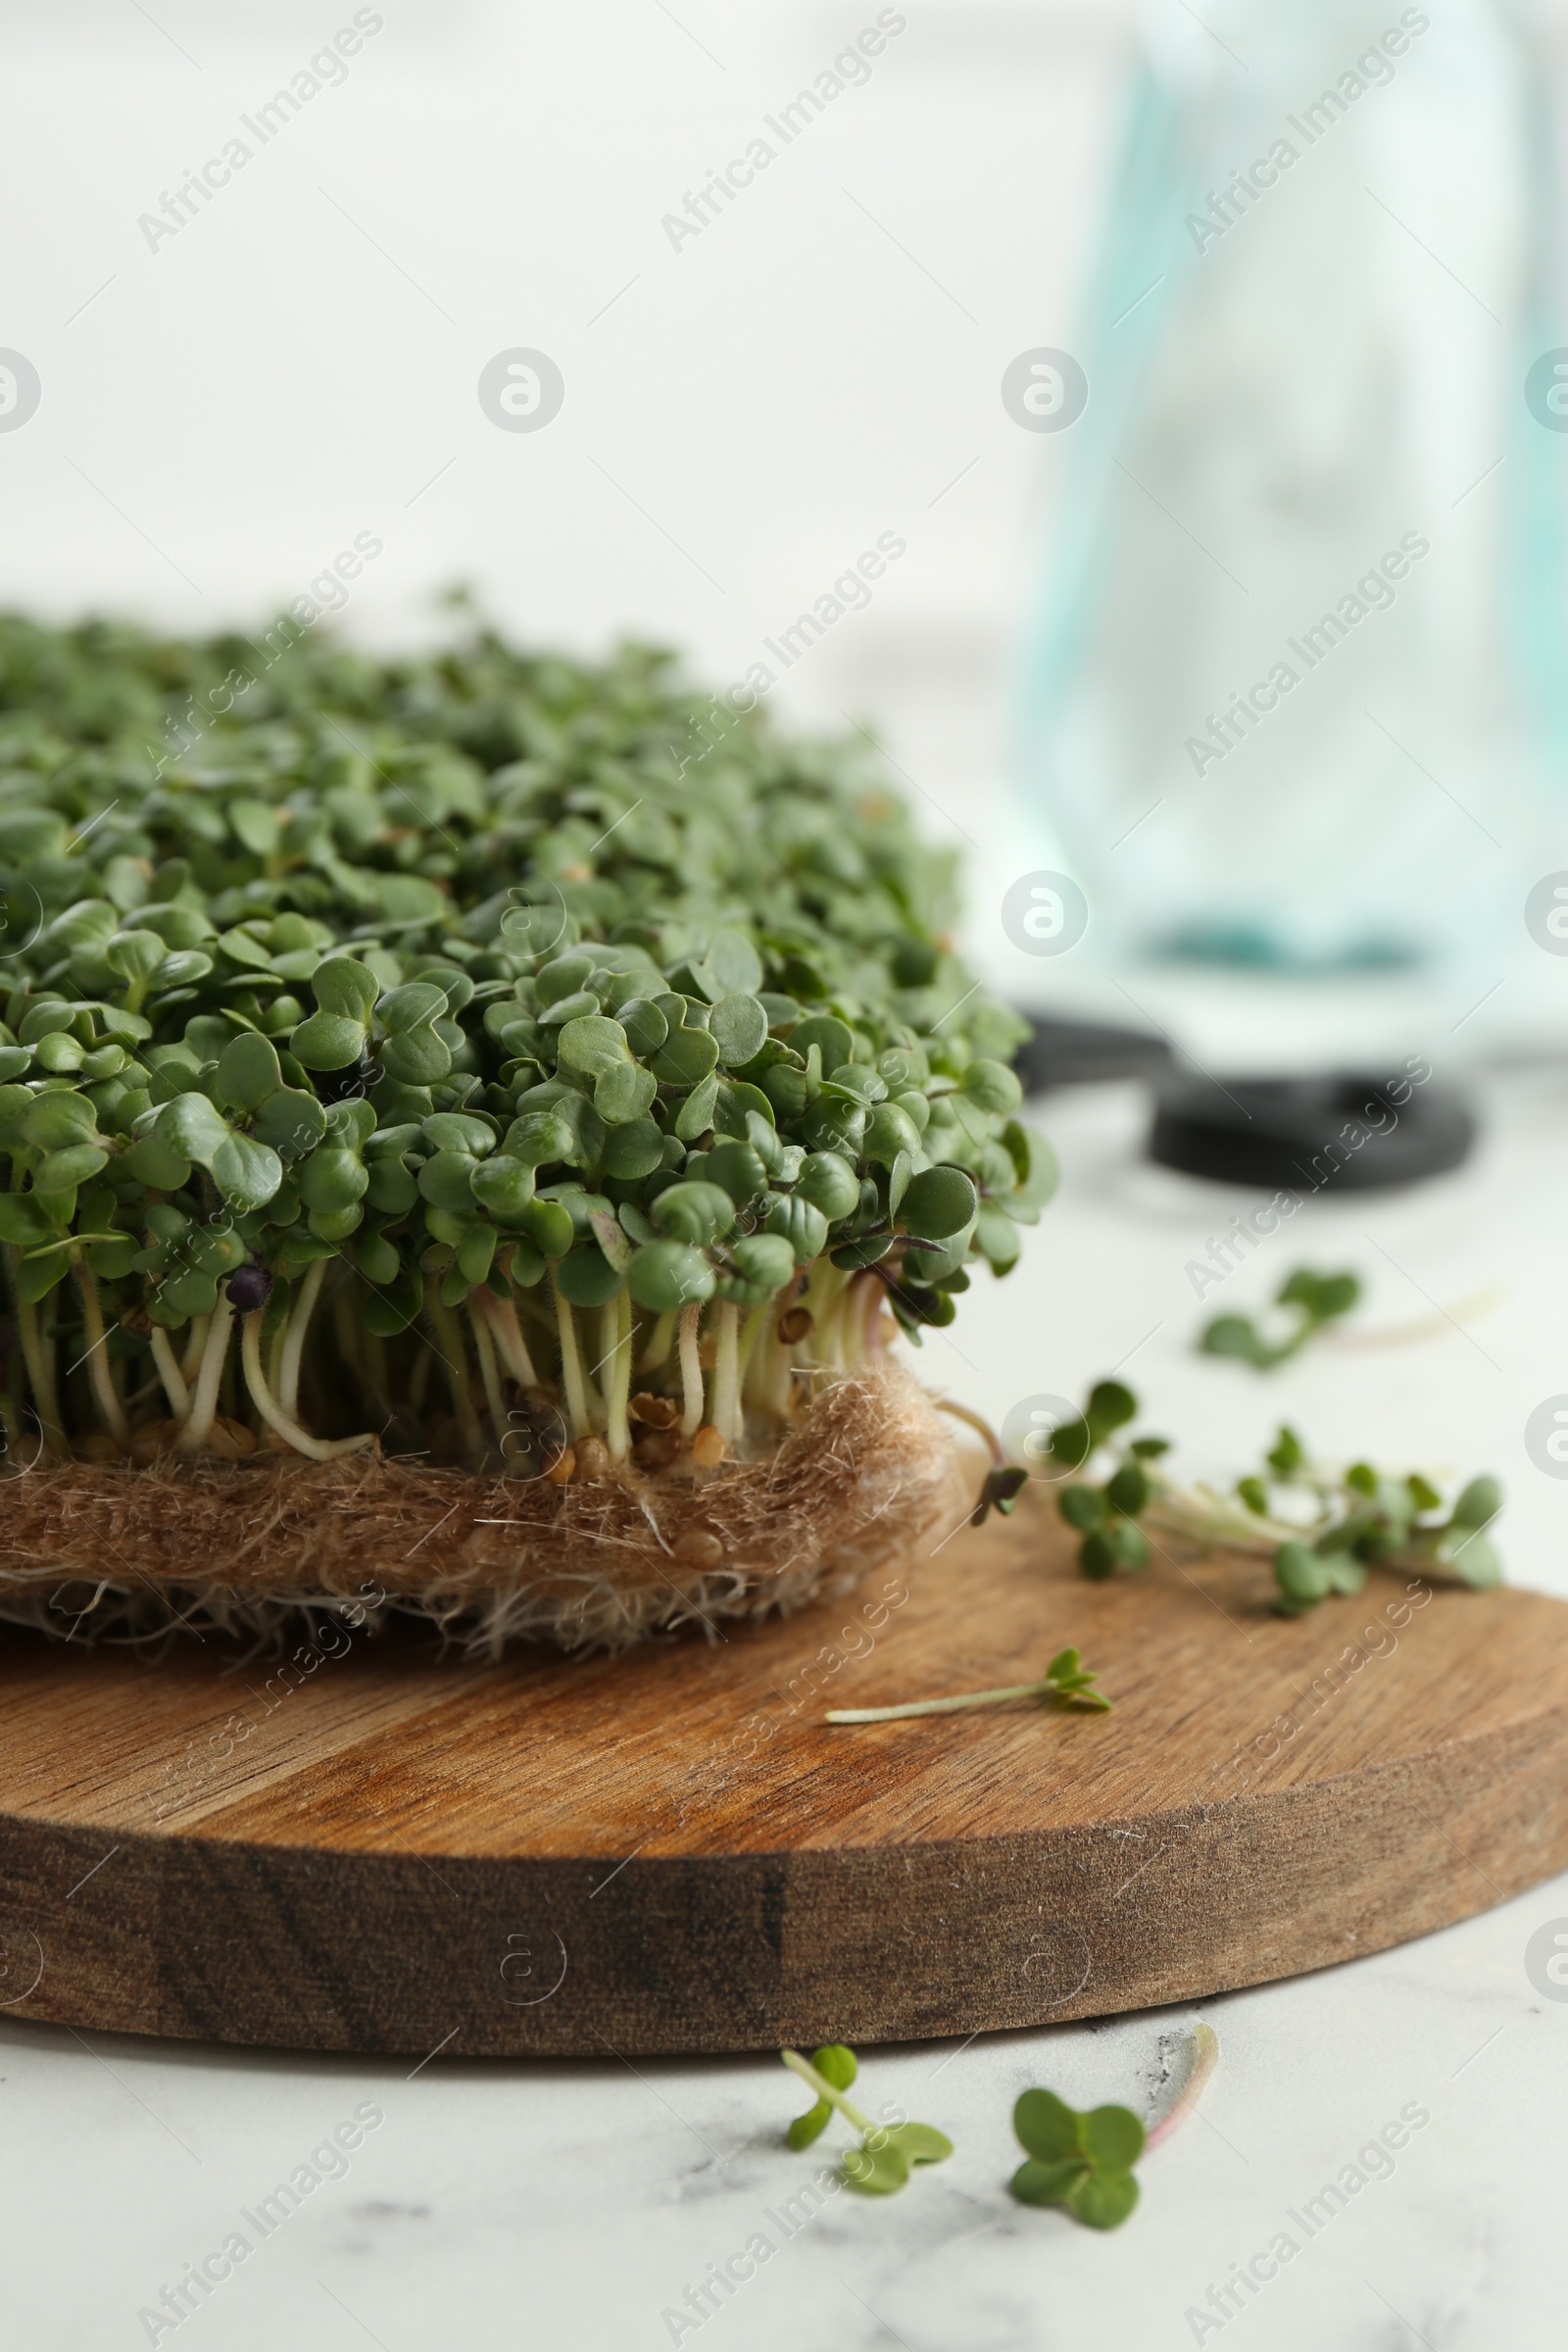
[1010,2088,1144,2228]
[1199,1264,1361,1371]
[785,2042,857,2149]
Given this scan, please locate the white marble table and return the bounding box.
[6,1066,1565,2352]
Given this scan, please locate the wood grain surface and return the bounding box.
[0,1489,1565,2056]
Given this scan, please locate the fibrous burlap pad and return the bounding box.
[0,1364,970,1654]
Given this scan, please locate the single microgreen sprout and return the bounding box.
[779,2046,952,2194]
[825,1645,1111,1725]
[1200,1264,1361,1372]
[1009,2086,1145,2229]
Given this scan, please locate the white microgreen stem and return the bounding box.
[935,1395,1005,1466]
[74,1262,129,1448]
[595,1298,618,1431]
[178,1293,233,1448]
[239,1309,376,1462]
[816,1284,848,1371]
[826,1678,1051,1724]
[277,1258,325,1418]
[737,1298,769,1397]
[178,1312,210,1388]
[148,1324,190,1421]
[780,2047,874,2137]
[762,1330,790,1420]
[266,1284,289,1395]
[604,1287,634,1463]
[554,1274,593,1441]
[426,1278,482,1462]
[466,1298,508,1450]
[711,1298,741,1442]
[14,1279,66,1459]
[799,1259,847,1366]
[1146,1494,1292,1556]
[860,1272,888,1355]
[1148,1467,1349,1555]
[677,1299,704,1436]
[771,1300,806,1418]
[479,1288,537,1389]
[638,1306,675,1373]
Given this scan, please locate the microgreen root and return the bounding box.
[240,1309,375,1463]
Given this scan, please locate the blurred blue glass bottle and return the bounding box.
[1006,0,1564,994]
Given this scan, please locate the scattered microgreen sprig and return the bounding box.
[1047,1380,1167,1577]
[1046,1384,1503,1615]
[1009,2087,1145,2228]
[1200,1265,1360,1371]
[780,2045,952,2193]
[775,2029,1218,2227]
[825,1645,1109,1724]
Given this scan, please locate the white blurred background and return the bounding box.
[0,0,1121,832]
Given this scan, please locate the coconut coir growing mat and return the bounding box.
[1,1487,1567,2056]
[0,1365,964,1652]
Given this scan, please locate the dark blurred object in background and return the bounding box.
[1149,1072,1476,1191]
[1013,1013,1173,1096]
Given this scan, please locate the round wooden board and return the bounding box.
[1,1490,1566,2057]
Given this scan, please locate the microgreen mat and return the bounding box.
[0,616,1054,1472]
